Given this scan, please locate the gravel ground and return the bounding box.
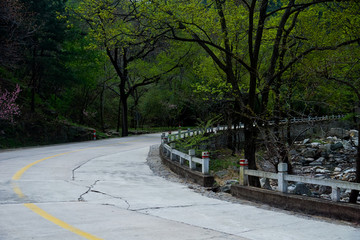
[146,145,251,204]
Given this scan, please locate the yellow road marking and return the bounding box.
[12,140,135,181]
[12,152,74,180]
[24,203,103,240]
[11,182,25,198]
[10,139,140,239]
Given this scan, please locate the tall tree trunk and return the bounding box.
[30,76,36,113]
[121,96,129,137]
[30,47,37,113]
[349,121,360,203]
[116,96,121,133]
[244,118,260,187]
[100,82,105,132]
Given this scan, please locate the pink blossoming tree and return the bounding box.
[0,84,21,123]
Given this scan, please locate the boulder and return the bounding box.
[302,148,317,158]
[215,170,228,178]
[288,184,296,193]
[311,142,321,148]
[220,185,231,193]
[349,130,359,138]
[309,157,325,166]
[352,137,359,146]
[319,144,331,153]
[260,178,272,190]
[344,168,356,174]
[330,142,343,151]
[318,185,332,194]
[315,168,330,173]
[329,128,348,138]
[342,140,353,151]
[289,149,298,156]
[314,174,326,179]
[294,183,312,196]
[225,179,239,185]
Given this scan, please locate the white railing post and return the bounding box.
[179,156,184,165]
[331,187,340,202]
[202,152,210,174]
[161,133,165,144]
[239,159,248,186]
[170,143,176,161]
[278,163,288,193]
[161,134,168,147]
[189,149,196,170]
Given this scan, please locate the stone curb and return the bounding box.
[159,147,214,187]
[231,185,360,223]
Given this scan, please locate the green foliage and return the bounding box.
[173,115,222,157]
[2,0,360,149]
[209,150,240,173]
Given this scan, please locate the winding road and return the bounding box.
[0,133,359,240]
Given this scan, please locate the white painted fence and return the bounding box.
[166,128,215,142]
[161,135,209,174]
[269,114,345,125]
[240,163,360,202]
[166,115,345,142]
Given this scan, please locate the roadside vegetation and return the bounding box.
[1,0,359,201]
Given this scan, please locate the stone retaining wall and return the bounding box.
[159,147,214,187]
[231,185,360,223]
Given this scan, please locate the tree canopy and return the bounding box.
[1,0,360,197]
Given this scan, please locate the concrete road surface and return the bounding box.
[0,133,359,240]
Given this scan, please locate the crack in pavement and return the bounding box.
[97,202,247,240]
[72,154,108,180]
[89,189,131,210]
[78,180,100,202]
[134,203,226,212]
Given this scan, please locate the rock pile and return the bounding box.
[215,128,359,202]
[286,128,358,202]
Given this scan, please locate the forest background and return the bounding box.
[1,0,360,194]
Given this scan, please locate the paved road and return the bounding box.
[0,134,359,240]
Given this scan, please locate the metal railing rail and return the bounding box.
[161,135,209,174]
[240,162,360,202]
[166,115,346,141]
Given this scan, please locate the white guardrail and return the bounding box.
[239,162,360,202]
[166,128,216,142]
[166,115,345,141]
[162,114,353,201]
[268,114,345,125]
[161,134,209,174]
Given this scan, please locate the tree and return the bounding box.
[18,0,71,113]
[291,1,360,203]
[0,0,34,68]
[312,43,360,204]
[0,84,21,123]
[69,0,185,136]
[144,0,360,186]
